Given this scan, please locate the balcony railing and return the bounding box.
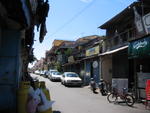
[103,27,137,52]
[72,49,85,59]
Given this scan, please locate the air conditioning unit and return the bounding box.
[143,12,150,34]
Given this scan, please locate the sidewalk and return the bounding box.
[83,85,150,111]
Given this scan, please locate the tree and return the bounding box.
[56,62,63,72]
[64,48,73,56]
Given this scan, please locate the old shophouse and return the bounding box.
[59,35,102,85]
[52,40,75,71]
[58,36,91,74]
[128,0,150,100]
[99,0,150,100]
[99,3,135,92]
[82,36,102,85]
[45,40,66,70]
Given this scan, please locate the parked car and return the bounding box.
[35,70,40,75]
[44,70,50,78]
[61,72,82,86]
[40,70,45,75]
[50,71,62,81]
[48,69,57,79]
[40,70,47,76]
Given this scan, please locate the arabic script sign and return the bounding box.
[128,36,150,58]
[133,40,148,49]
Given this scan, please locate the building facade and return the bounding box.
[99,0,150,99]
[0,0,49,112]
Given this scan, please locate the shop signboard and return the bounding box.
[133,6,145,35]
[128,36,150,58]
[86,46,99,57]
[143,12,150,34]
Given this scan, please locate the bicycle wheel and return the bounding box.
[107,93,117,103]
[125,94,135,106]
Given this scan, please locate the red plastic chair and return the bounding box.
[145,80,150,108]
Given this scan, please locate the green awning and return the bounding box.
[128,36,150,59]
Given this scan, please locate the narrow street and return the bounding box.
[31,74,149,113]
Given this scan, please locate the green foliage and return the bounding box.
[55,62,63,72]
[64,48,73,56]
[55,50,61,55]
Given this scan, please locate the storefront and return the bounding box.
[99,46,129,84]
[128,36,150,99]
[83,46,100,85]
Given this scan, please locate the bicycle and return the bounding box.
[107,87,135,107]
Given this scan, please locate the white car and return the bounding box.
[40,70,45,75]
[50,71,62,81]
[61,72,82,86]
[48,69,57,79]
[35,70,40,75]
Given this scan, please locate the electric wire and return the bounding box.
[49,0,97,37]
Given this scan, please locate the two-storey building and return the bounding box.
[99,0,150,99]
[128,0,150,100]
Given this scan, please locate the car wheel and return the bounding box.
[63,81,66,86]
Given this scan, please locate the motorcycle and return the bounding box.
[98,79,108,96]
[90,78,98,94]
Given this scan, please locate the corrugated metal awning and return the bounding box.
[82,54,98,60]
[99,45,128,56]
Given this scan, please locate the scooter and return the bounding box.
[90,78,98,94]
[98,80,108,96]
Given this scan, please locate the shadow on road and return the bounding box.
[113,101,150,110]
[53,110,61,113]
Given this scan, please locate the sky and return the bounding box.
[33,0,136,60]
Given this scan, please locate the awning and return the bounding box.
[99,45,128,56]
[82,54,98,60]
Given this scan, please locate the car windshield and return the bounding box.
[66,73,78,77]
[53,72,61,75]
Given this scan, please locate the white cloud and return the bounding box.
[80,0,93,3]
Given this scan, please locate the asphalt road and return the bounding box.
[31,74,150,113]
